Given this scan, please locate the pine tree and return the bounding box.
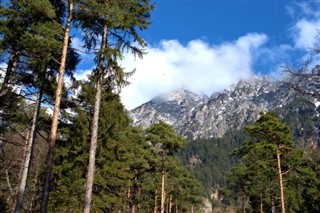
[40,1,76,211]
[0,1,80,211]
[49,79,152,212]
[223,112,320,212]
[74,1,154,211]
[0,1,63,211]
[244,112,293,213]
[146,121,185,213]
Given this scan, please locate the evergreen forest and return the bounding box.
[0,0,203,212]
[1,0,320,213]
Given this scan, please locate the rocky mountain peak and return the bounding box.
[151,88,208,104]
[130,76,300,139]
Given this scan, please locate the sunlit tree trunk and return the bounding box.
[160,170,165,213]
[10,130,29,212]
[260,193,263,213]
[277,146,285,213]
[168,194,172,213]
[14,87,43,213]
[41,2,73,212]
[83,24,108,213]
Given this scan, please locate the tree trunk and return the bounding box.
[154,189,158,213]
[0,50,18,97]
[277,146,285,213]
[271,187,275,213]
[168,194,172,213]
[260,193,263,213]
[137,185,141,213]
[160,170,165,213]
[28,156,41,212]
[10,129,29,212]
[40,2,73,212]
[127,187,131,213]
[83,24,108,213]
[241,191,246,213]
[14,87,43,213]
[131,177,138,213]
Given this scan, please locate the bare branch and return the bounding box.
[282,167,294,176]
[0,138,25,147]
[5,169,14,196]
[7,126,28,141]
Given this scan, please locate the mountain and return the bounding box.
[131,76,319,140]
[130,88,208,135]
[130,76,320,212]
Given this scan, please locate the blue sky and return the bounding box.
[142,0,291,44]
[73,0,320,109]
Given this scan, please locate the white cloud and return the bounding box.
[64,68,92,85]
[71,37,87,56]
[73,68,92,81]
[120,33,268,109]
[290,1,320,49]
[293,18,320,49]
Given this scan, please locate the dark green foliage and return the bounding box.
[1,1,319,212]
[0,0,157,212]
[244,112,293,147]
[179,97,320,198]
[179,129,249,192]
[222,112,320,212]
[49,80,204,212]
[146,120,185,155]
[166,159,204,211]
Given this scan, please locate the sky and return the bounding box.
[73,0,320,110]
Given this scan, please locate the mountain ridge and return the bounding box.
[130,76,318,141]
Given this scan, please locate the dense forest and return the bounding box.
[0,0,203,212]
[1,0,320,213]
[179,97,320,212]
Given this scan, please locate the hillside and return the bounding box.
[130,76,320,198]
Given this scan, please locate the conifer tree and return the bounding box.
[146,121,185,213]
[244,112,293,213]
[74,1,154,211]
[224,112,318,213]
[0,1,66,212]
[49,79,153,212]
[0,1,80,211]
[41,1,76,211]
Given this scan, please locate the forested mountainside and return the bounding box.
[131,76,320,212]
[179,94,319,192]
[132,78,320,190]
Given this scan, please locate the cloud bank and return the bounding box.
[119,1,320,110]
[120,33,268,109]
[68,2,320,110]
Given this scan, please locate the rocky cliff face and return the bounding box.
[130,76,314,139]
